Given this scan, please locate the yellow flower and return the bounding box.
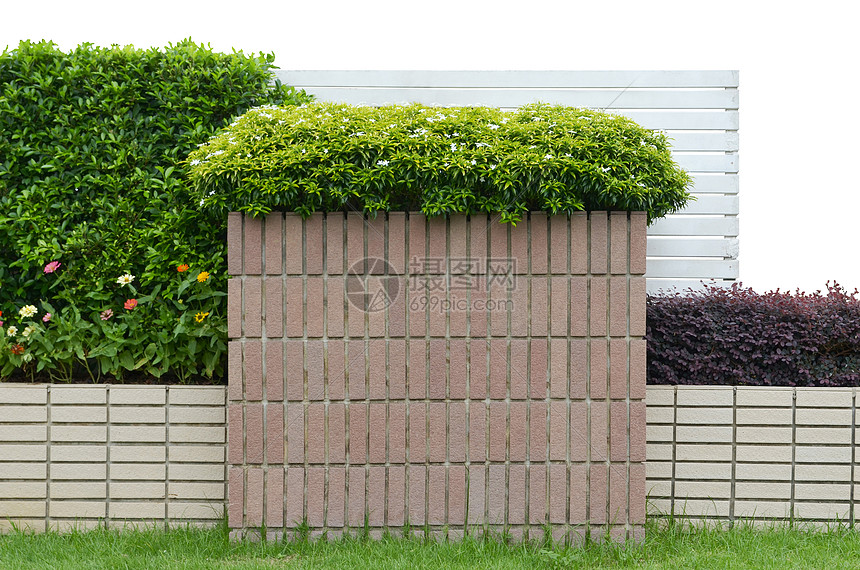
[196,271,210,283]
[194,311,210,323]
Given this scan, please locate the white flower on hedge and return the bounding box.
[206,150,224,159]
[475,142,489,148]
[190,159,200,166]
[377,160,390,167]
[19,305,37,318]
[116,274,135,286]
[488,124,499,130]
[450,143,458,151]
[6,326,17,337]
[471,160,477,165]
[22,326,35,338]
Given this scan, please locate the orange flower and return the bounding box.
[10,344,24,355]
[177,263,189,273]
[124,298,138,310]
[196,271,210,283]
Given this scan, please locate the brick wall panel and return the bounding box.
[265,213,284,275]
[284,214,303,275]
[244,216,263,275]
[220,213,647,538]
[227,212,243,276]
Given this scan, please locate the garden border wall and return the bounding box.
[646,385,859,524]
[0,385,225,532]
[4,386,860,532]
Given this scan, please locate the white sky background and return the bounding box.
[4,0,859,293]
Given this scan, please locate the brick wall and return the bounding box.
[647,386,859,524]
[226,211,647,541]
[0,385,225,532]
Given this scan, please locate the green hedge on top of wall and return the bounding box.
[0,40,312,383]
[187,102,692,224]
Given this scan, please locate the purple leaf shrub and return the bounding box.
[646,282,860,386]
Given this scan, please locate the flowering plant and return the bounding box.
[1,263,226,383]
[0,40,311,384]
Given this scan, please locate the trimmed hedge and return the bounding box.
[0,40,312,382]
[187,102,692,224]
[647,283,860,387]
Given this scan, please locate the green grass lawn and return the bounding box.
[2,518,860,569]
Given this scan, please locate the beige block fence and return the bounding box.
[4,384,860,532]
[0,385,225,532]
[647,386,859,524]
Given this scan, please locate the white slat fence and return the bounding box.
[275,70,740,292]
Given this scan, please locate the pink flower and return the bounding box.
[124,299,137,310]
[42,313,52,323]
[44,261,61,274]
[100,309,113,320]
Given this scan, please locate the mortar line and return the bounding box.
[585,214,592,535]
[404,212,411,522]
[46,385,52,531]
[626,212,632,536]
[852,387,856,527]
[105,385,111,529]
[164,385,171,530]
[729,385,737,526]
[260,214,268,534]
[670,385,677,520]
[790,388,797,526]
[602,215,611,536]
[565,211,573,531]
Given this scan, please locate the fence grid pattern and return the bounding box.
[647,386,858,523]
[0,385,226,532]
[227,211,647,541]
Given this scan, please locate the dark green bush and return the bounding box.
[0,40,312,382]
[188,103,692,224]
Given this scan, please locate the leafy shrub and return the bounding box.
[0,40,312,382]
[647,283,860,386]
[187,103,692,224]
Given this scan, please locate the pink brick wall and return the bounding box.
[227,211,647,541]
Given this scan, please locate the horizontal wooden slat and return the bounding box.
[647,237,739,258]
[669,132,739,152]
[675,195,739,216]
[278,70,739,89]
[672,153,738,173]
[648,216,739,237]
[273,70,741,290]
[646,279,734,295]
[646,258,738,279]
[294,87,738,110]
[613,111,738,130]
[690,174,739,194]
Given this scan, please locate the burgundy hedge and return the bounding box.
[647,283,860,387]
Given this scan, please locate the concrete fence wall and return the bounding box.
[225,211,648,541]
[0,385,225,532]
[647,386,859,524]
[4,385,860,532]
